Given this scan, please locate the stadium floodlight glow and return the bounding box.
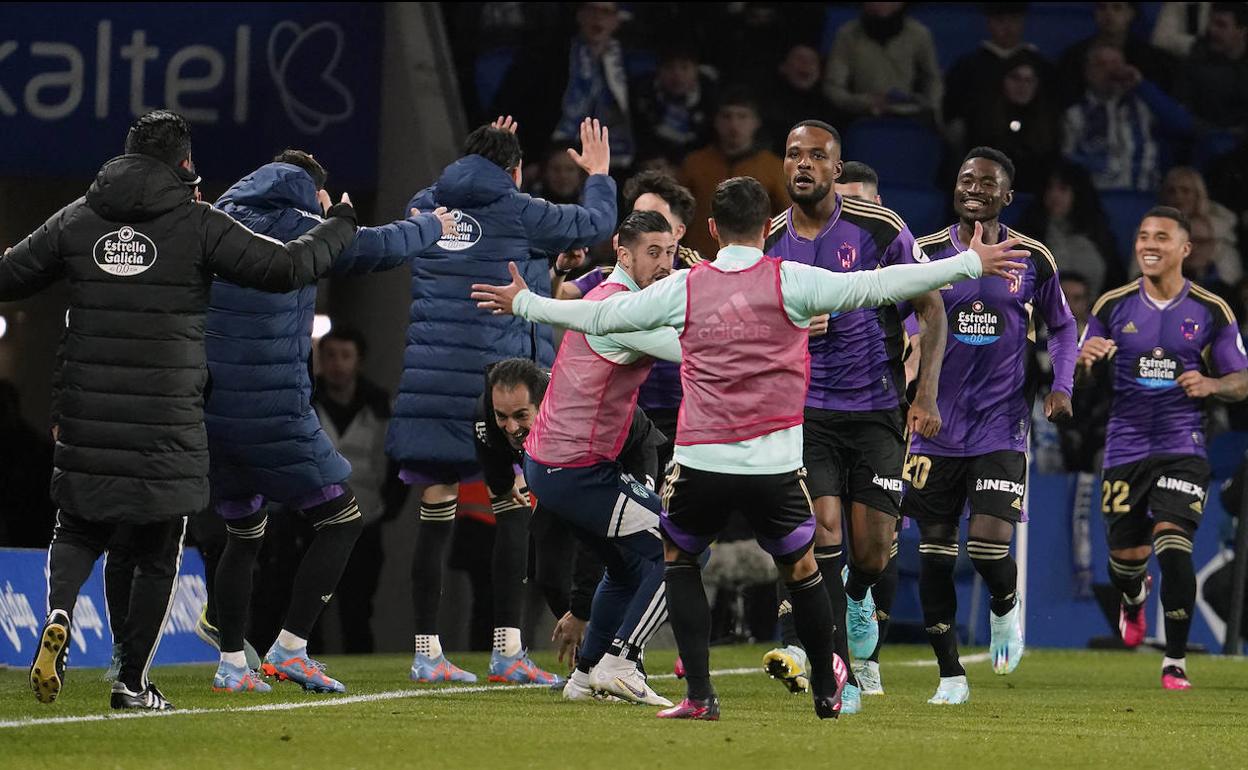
[0,315,6,339]
[313,314,333,340]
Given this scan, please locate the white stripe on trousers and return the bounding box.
[139,516,188,689]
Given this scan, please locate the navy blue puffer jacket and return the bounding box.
[387,154,616,467]
[206,162,442,503]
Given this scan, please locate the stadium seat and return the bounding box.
[1209,431,1248,481]
[844,119,943,188]
[1098,190,1155,265]
[882,186,947,237]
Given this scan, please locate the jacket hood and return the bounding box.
[433,155,517,208]
[217,163,320,215]
[85,154,195,222]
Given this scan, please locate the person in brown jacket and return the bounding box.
[678,88,789,257]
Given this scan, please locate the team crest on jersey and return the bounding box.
[1180,318,1200,341]
[437,210,482,251]
[1136,347,1180,388]
[837,242,857,269]
[92,226,158,277]
[952,300,1003,346]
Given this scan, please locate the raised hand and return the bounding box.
[555,248,587,275]
[1077,336,1116,371]
[567,118,611,176]
[493,115,519,134]
[470,261,530,315]
[970,221,1029,279]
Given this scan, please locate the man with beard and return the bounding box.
[904,147,1076,704]
[1079,207,1248,690]
[760,120,948,714]
[519,211,683,706]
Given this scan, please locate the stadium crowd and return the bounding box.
[1,0,1247,720]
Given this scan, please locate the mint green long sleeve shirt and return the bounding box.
[515,245,982,474]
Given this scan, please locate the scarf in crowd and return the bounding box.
[554,38,635,166]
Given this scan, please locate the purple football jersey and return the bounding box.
[1084,280,1248,467]
[909,224,1078,458]
[765,196,920,412]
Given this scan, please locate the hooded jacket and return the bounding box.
[205,162,442,503]
[0,154,354,522]
[386,154,616,467]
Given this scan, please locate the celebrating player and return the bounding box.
[472,176,1029,720]
[761,122,949,714]
[903,147,1077,705]
[1078,206,1248,690]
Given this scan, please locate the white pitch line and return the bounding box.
[0,656,989,730]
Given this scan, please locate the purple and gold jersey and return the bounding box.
[764,196,919,412]
[909,224,1077,458]
[1084,280,1248,468]
[570,245,704,412]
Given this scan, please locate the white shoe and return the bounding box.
[589,653,673,707]
[562,670,600,701]
[853,659,884,695]
[989,600,1024,675]
[927,675,970,705]
[762,644,810,693]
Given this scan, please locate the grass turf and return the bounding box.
[0,645,1245,769]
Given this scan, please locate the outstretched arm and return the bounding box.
[471,261,686,336]
[0,205,69,301]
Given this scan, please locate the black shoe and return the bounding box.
[30,610,71,704]
[813,693,844,720]
[110,682,175,711]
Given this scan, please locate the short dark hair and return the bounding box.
[838,161,879,188]
[717,86,760,116]
[274,149,328,190]
[623,170,697,226]
[788,119,842,148]
[464,125,523,171]
[125,110,192,168]
[617,210,672,249]
[319,324,368,359]
[1140,205,1192,235]
[963,146,1016,187]
[487,358,548,404]
[1212,2,1248,27]
[710,176,771,240]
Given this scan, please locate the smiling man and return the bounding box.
[904,147,1077,705]
[1078,206,1248,690]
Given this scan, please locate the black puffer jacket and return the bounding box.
[0,154,356,522]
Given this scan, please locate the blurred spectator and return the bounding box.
[945,3,1048,130]
[1061,43,1194,192]
[823,2,943,123]
[0,381,55,547]
[527,142,587,205]
[632,47,718,164]
[495,2,635,168]
[965,53,1060,195]
[1152,2,1214,57]
[762,43,840,155]
[698,3,828,85]
[678,88,788,257]
[1056,273,1112,472]
[1018,161,1124,295]
[1057,2,1176,106]
[1160,166,1243,283]
[1184,213,1241,291]
[313,327,395,654]
[1175,2,1248,130]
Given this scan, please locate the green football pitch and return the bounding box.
[0,645,1245,769]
